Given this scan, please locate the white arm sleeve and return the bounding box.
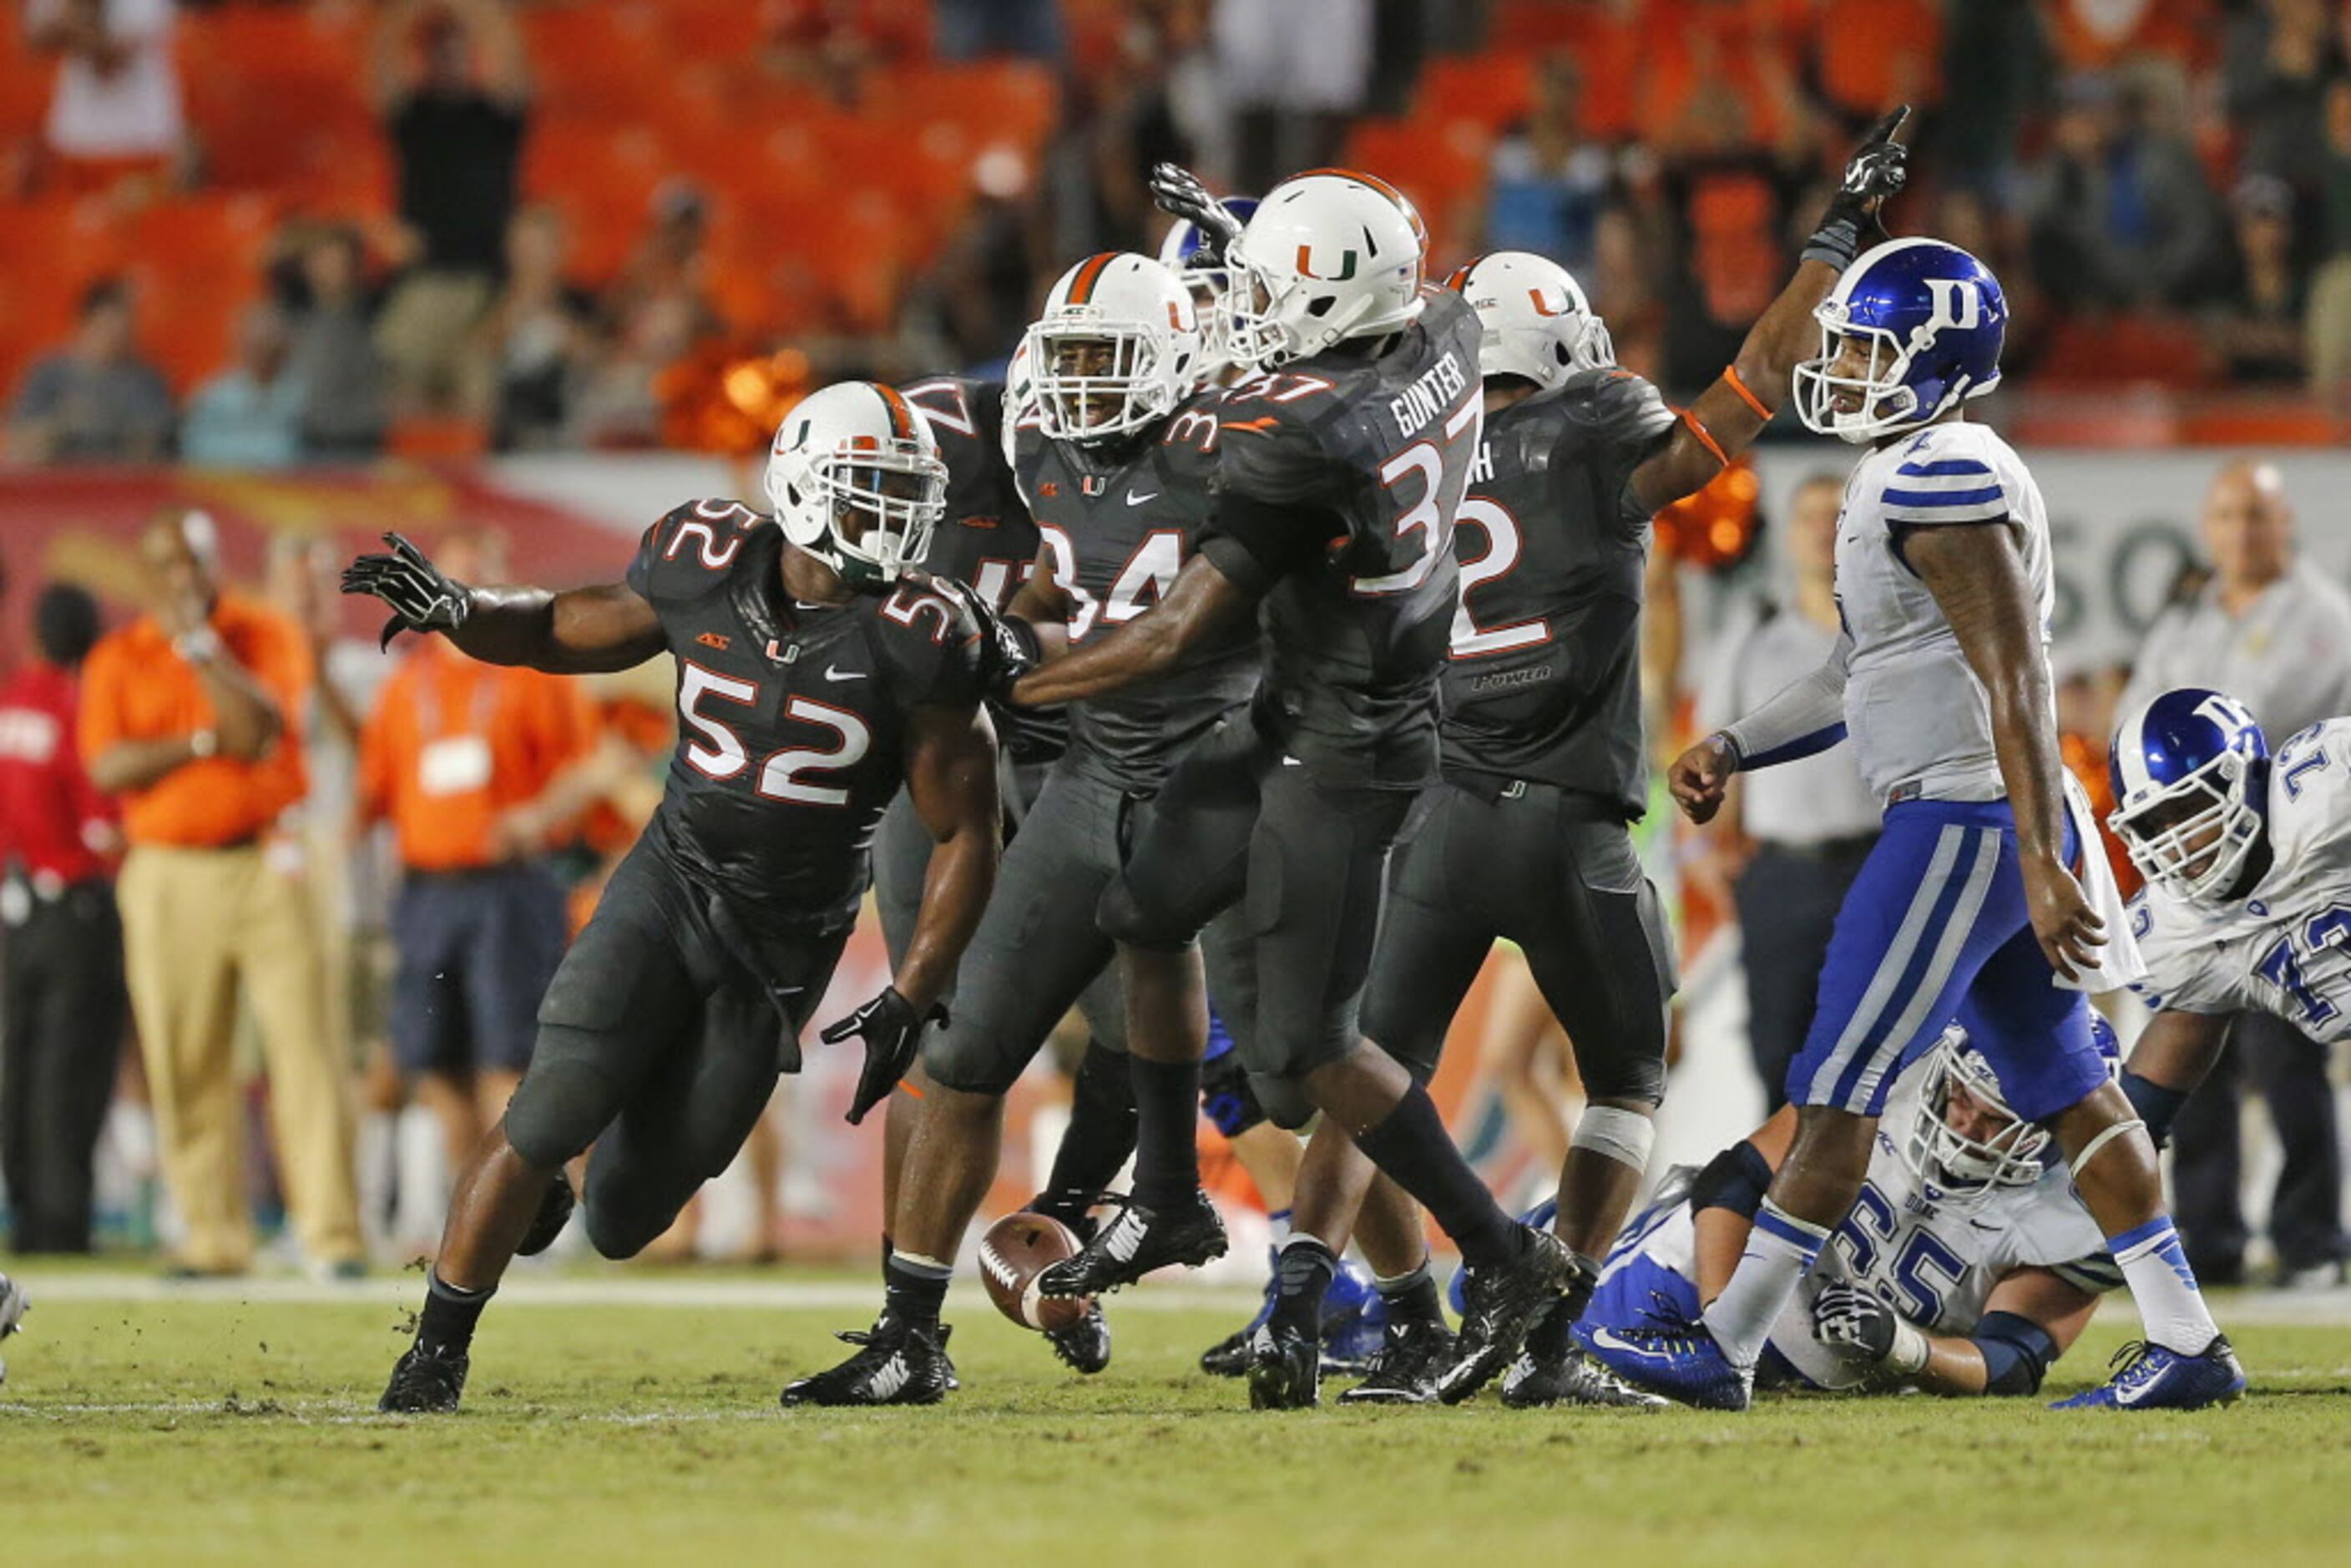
[1721,634,1852,769]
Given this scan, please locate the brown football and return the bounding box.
[978,1211,1090,1332]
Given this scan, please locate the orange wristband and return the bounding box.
[1722,365,1775,421]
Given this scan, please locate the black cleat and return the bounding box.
[1199,1325,1252,1378]
[378,1341,469,1414]
[780,1313,953,1407]
[1437,1227,1573,1405]
[1245,1322,1320,1410]
[1036,1191,1226,1299]
[1337,1314,1457,1406]
[516,1172,575,1258]
[1045,1302,1112,1375]
[1499,1343,1668,1409]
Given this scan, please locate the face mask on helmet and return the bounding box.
[2110,750,2266,899]
[1900,1031,2051,1202]
[765,392,947,589]
[1025,319,1185,443]
[1792,240,2005,444]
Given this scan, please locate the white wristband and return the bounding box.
[1883,1315,1931,1376]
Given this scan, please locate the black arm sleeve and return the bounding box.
[1199,491,1337,594]
[1688,1140,1774,1219]
[1970,1310,2059,1397]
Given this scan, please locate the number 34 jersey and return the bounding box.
[626,501,987,934]
[1010,393,1261,792]
[2127,717,2351,1043]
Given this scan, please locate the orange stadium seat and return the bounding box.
[1415,53,1535,134]
[1342,118,1494,262]
[872,61,1059,153]
[179,4,376,194]
[523,119,675,284]
[2034,316,2211,391]
[1813,0,1944,117]
[114,196,280,392]
[520,2,680,116]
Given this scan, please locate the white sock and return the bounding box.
[1702,1201,1830,1369]
[2109,1216,2220,1354]
[1265,1207,1292,1249]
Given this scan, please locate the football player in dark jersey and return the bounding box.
[961,169,1571,1412]
[786,251,1283,1405]
[346,382,1004,1414]
[1319,111,1918,1408]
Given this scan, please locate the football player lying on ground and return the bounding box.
[1579,1023,2119,1399]
[2110,692,2351,1193]
[346,382,1003,1414]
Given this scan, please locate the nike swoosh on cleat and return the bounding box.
[1584,1327,1664,1360]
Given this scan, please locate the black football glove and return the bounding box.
[341,532,473,650]
[823,986,946,1127]
[1802,105,1912,271]
[924,574,1043,703]
[1150,162,1245,266]
[1812,1282,1929,1373]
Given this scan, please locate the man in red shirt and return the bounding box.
[0,584,125,1255]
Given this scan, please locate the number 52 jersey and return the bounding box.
[2128,717,2351,1043]
[626,500,988,935]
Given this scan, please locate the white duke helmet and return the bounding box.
[1023,251,1202,444]
[1899,1026,2055,1205]
[1443,250,1614,387]
[1224,168,1428,370]
[764,381,948,589]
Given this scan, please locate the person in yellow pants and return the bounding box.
[81,512,361,1277]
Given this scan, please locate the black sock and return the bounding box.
[1524,1256,1599,1358]
[883,1253,951,1330]
[880,1235,893,1284]
[1044,1039,1140,1207]
[1128,1055,1202,1210]
[2121,1070,2190,1149]
[1355,1085,1520,1268]
[418,1271,493,1355]
[1271,1237,1337,1336]
[1375,1262,1445,1330]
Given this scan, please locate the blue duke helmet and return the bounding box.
[1159,194,1259,380]
[2108,688,2271,901]
[1792,236,2007,443]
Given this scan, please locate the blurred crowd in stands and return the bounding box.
[12,1,2351,468]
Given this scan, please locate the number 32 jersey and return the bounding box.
[1438,367,1674,817]
[2127,717,2351,1043]
[627,501,987,934]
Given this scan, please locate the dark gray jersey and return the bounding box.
[1439,368,1674,817]
[1013,390,1261,790]
[1202,288,1484,787]
[627,501,988,935]
[900,376,1039,611]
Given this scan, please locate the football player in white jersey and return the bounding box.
[1581,1024,2119,1398]
[1610,238,2242,1412]
[2109,689,2351,1151]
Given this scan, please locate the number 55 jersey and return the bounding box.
[2128,717,2351,1042]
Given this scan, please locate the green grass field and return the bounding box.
[3,1269,2349,1566]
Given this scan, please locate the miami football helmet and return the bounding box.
[1024,251,1201,443]
[1901,1026,2052,1202]
[1443,250,1613,387]
[764,381,948,589]
[1792,237,2006,443]
[2109,687,2271,901]
[1224,169,1427,370]
[1159,194,1260,381]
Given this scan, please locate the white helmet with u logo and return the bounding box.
[1223,168,1428,370]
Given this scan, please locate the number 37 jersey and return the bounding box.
[2128,717,2351,1043]
[627,501,987,934]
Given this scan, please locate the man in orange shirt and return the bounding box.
[359,529,599,1176]
[79,511,362,1277]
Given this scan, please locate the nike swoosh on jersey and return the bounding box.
[824,665,867,681]
[1125,489,1160,506]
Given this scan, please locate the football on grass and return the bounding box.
[978,1211,1090,1332]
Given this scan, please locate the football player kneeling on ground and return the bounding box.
[346,382,1004,1414]
[1579,1024,2120,1399]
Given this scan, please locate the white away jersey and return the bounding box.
[2128,718,2351,1044]
[1834,422,2055,806]
[1600,1060,2114,1392]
